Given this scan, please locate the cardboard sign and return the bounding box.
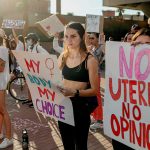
[12,51,75,126]
[86,14,103,33]
[104,42,150,150]
[36,14,66,37]
[2,19,25,29]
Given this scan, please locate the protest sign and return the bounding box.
[2,19,25,29]
[104,42,150,150]
[12,51,75,126]
[36,14,66,37]
[86,14,104,33]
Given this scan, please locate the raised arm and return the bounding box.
[12,28,18,44]
[79,56,99,96]
[53,32,63,54]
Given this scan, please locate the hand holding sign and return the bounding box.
[57,85,75,97]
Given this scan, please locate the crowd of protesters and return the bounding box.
[0,16,150,149]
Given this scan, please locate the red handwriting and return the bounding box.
[37,86,55,101]
[110,103,150,149]
[109,78,150,106]
[25,59,40,74]
[122,103,141,121]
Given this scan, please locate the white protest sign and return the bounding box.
[86,14,100,33]
[2,19,25,29]
[12,51,75,126]
[104,42,150,150]
[36,14,65,37]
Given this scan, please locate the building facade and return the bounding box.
[0,0,50,26]
[103,0,150,17]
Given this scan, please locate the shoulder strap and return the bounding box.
[85,53,91,69]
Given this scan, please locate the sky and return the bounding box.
[50,0,144,16]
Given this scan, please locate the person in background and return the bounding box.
[22,33,49,108]
[9,39,17,51]
[131,27,150,45]
[26,33,49,54]
[53,32,64,54]
[112,27,150,150]
[85,32,104,130]
[12,28,26,51]
[109,36,114,41]
[123,24,140,43]
[130,24,140,34]
[123,32,134,42]
[8,39,17,73]
[9,29,26,75]
[57,22,98,150]
[0,29,13,149]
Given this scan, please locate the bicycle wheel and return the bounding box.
[8,77,28,101]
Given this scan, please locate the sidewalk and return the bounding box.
[3,71,113,150]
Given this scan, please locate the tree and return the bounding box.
[67,12,74,16]
[116,8,124,17]
[116,8,124,20]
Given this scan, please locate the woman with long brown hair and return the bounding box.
[57,22,99,150]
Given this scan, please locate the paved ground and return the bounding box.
[2,71,114,150]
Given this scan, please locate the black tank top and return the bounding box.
[62,53,90,82]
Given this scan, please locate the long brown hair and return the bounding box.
[60,22,87,68]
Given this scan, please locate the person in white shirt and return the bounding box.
[26,33,49,54]
[52,32,63,54]
[12,28,26,51]
[0,31,13,149]
[22,33,49,107]
[85,32,104,130]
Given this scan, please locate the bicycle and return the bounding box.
[8,66,28,101]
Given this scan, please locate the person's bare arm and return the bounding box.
[53,32,63,53]
[0,58,6,72]
[12,28,18,44]
[79,56,99,96]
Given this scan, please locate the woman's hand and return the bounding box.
[57,85,75,97]
[86,45,95,52]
